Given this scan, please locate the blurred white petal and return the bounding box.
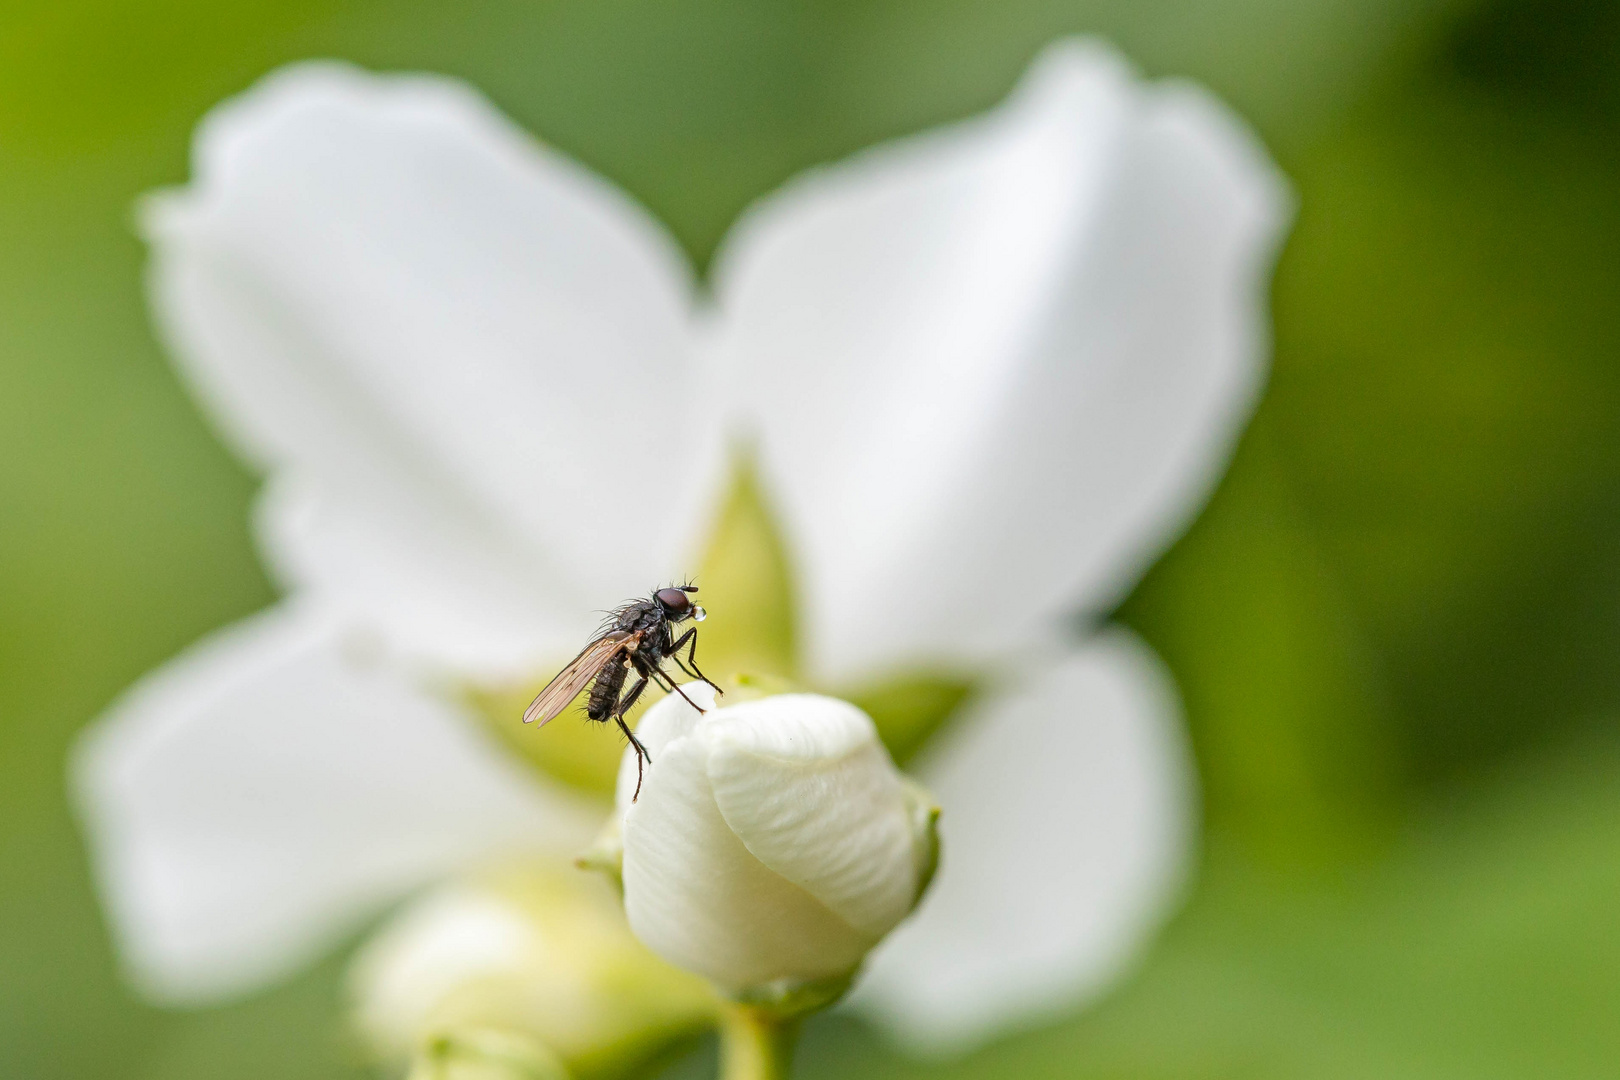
[705,695,917,936]
[144,62,721,675]
[72,603,600,1003]
[252,475,576,678]
[851,628,1196,1051]
[714,39,1290,683]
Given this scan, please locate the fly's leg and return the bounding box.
[668,627,722,696]
[643,658,707,714]
[615,674,650,720]
[612,674,654,800]
[616,713,652,801]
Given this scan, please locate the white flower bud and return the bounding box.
[349,866,714,1078]
[616,685,938,997]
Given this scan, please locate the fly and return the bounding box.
[523,585,720,800]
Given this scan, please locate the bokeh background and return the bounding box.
[4,0,1620,1076]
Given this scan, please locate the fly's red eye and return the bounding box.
[655,588,691,614]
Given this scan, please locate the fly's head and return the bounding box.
[654,585,705,624]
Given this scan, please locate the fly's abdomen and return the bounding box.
[586,659,628,721]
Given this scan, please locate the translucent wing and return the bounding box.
[523,631,636,726]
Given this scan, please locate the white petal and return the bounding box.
[850,628,1196,1051]
[621,729,870,990]
[71,603,600,1003]
[145,62,720,675]
[714,39,1290,682]
[254,476,574,678]
[705,695,916,937]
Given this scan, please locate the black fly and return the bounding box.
[523,585,720,800]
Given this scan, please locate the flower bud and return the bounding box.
[349,865,714,1079]
[615,685,938,998]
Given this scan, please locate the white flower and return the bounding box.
[612,685,936,993]
[72,37,1289,1052]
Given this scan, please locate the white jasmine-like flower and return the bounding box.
[611,685,937,994]
[72,37,1288,1052]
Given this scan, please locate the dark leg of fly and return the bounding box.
[640,653,708,714]
[614,675,653,801]
[667,627,721,696]
[616,674,650,717]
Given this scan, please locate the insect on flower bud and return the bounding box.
[613,685,939,1000]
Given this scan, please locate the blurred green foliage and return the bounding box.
[2,0,1619,1076]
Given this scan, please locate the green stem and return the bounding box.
[718,1002,800,1080]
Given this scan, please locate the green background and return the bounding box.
[4,0,1620,1076]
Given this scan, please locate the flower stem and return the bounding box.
[718,1002,800,1080]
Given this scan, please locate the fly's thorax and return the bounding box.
[620,600,663,637]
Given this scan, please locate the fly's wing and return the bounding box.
[523,631,635,726]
